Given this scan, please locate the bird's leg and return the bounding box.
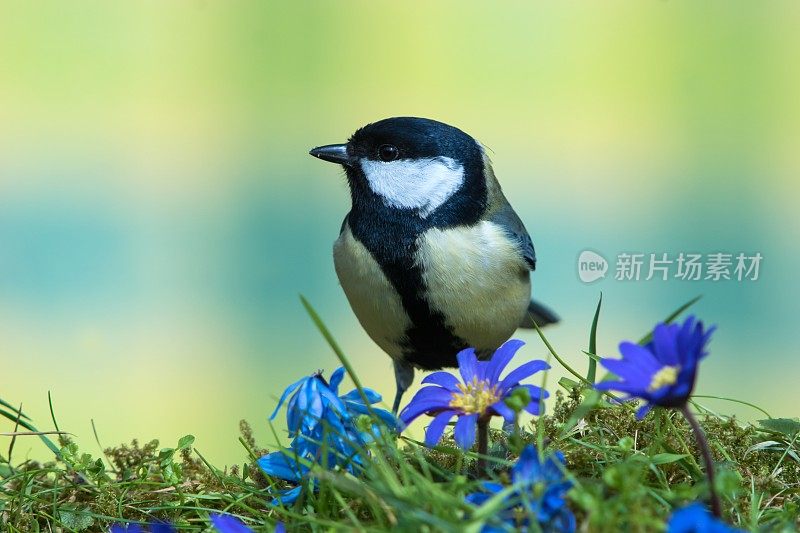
[391,360,415,414]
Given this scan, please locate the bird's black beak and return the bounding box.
[309,144,352,166]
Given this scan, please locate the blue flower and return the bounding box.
[270,367,396,435]
[209,514,255,532]
[260,367,396,504]
[667,503,744,533]
[270,368,348,437]
[400,340,549,449]
[257,432,320,504]
[595,316,715,419]
[466,445,575,532]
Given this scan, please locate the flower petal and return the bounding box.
[490,400,515,422]
[343,400,398,430]
[484,339,525,385]
[512,444,543,482]
[520,384,549,402]
[111,526,143,533]
[524,400,543,415]
[618,342,662,373]
[340,388,382,405]
[424,410,456,446]
[465,481,505,506]
[150,524,175,533]
[479,481,505,494]
[599,358,653,388]
[498,360,550,391]
[595,379,652,396]
[398,387,454,424]
[457,348,479,384]
[453,413,478,450]
[271,485,304,506]
[210,514,254,533]
[465,492,492,506]
[269,377,306,420]
[636,403,654,420]
[421,371,462,391]
[329,367,346,393]
[666,502,737,533]
[652,323,680,366]
[258,451,305,482]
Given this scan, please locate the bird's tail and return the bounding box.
[519,300,560,328]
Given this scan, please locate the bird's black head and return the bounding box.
[310,117,488,225]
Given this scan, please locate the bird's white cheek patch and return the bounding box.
[360,157,464,217]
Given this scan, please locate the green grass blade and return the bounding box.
[48,390,61,433]
[532,320,590,386]
[586,293,602,383]
[0,398,30,421]
[692,395,772,419]
[299,294,382,419]
[637,295,702,345]
[0,407,61,456]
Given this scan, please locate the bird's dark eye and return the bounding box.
[378,144,399,162]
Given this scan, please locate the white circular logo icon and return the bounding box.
[578,250,608,283]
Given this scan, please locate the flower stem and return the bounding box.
[477,416,489,476]
[680,404,722,517]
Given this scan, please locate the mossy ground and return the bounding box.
[1,388,797,532]
[3,299,798,531]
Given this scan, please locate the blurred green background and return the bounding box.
[2,1,798,466]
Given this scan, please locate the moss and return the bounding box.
[1,390,797,531]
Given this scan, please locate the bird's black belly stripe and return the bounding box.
[347,205,483,370]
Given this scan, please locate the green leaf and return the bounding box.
[558,377,581,391]
[58,508,94,531]
[504,387,531,413]
[758,418,800,436]
[650,453,689,465]
[177,434,195,451]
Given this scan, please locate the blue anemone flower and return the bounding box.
[466,445,575,532]
[667,503,744,533]
[270,368,349,436]
[260,367,396,504]
[595,316,715,419]
[399,340,549,449]
[270,367,396,435]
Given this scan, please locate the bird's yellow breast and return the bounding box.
[415,221,531,352]
[333,224,411,360]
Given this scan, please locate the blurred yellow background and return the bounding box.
[1,1,798,465]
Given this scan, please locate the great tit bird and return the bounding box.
[309,117,559,413]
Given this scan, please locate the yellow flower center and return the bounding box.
[648,365,680,391]
[449,377,501,414]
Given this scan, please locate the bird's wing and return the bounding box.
[489,202,536,271]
